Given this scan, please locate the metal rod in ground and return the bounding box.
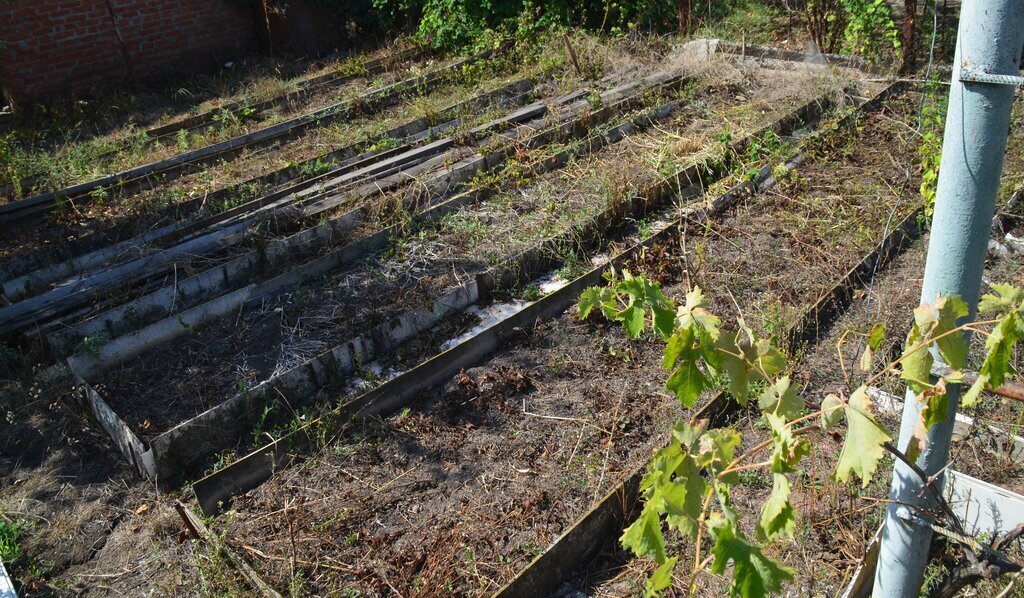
[874,1,1024,595]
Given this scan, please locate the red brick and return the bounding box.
[1,0,260,103]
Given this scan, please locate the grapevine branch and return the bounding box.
[577,270,1024,597]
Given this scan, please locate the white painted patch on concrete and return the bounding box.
[436,269,581,353]
[536,272,569,294]
[0,559,15,598]
[344,360,406,394]
[439,300,530,352]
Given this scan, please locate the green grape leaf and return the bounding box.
[868,322,886,349]
[621,501,666,564]
[859,323,886,372]
[933,295,969,369]
[717,331,751,404]
[901,311,934,394]
[641,443,685,493]
[671,419,707,450]
[577,287,602,319]
[663,327,694,371]
[665,338,710,408]
[765,413,809,474]
[978,283,1022,316]
[578,285,618,320]
[640,443,705,542]
[708,514,795,597]
[961,372,989,409]
[614,272,679,339]
[620,304,645,339]
[835,386,891,487]
[820,394,844,431]
[920,378,950,429]
[758,474,796,542]
[660,459,706,540]
[715,480,740,526]
[645,556,678,597]
[978,313,1022,390]
[757,376,804,420]
[737,316,756,345]
[754,341,787,380]
[959,311,1024,410]
[653,305,676,339]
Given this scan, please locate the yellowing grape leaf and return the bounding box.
[677,286,720,343]
[715,332,787,405]
[835,385,891,487]
[820,394,844,431]
[904,411,928,463]
[697,428,741,481]
[765,413,809,473]
[757,376,804,420]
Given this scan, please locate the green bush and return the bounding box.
[239,0,704,52]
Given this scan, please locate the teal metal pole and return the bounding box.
[873,0,1024,595]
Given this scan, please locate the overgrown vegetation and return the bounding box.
[242,0,902,57]
[919,75,947,220]
[804,0,899,59]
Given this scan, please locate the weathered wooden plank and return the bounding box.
[0,78,533,288]
[0,47,499,222]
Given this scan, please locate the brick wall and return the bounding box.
[0,0,260,105]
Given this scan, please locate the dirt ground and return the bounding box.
[0,377,203,596]
[89,72,823,445]
[8,15,1024,596]
[166,86,930,596]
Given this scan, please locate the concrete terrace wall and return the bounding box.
[0,0,260,105]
